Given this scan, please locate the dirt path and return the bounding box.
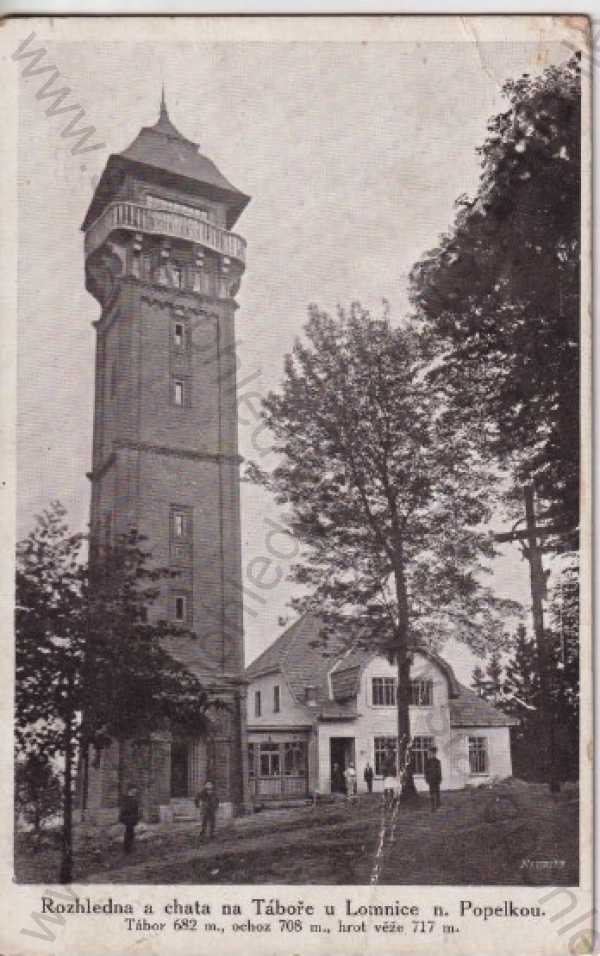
[83,802,377,883]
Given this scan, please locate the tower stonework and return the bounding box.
[81,99,250,823]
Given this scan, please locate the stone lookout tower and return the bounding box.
[81,94,250,822]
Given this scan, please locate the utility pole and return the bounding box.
[494,485,571,793]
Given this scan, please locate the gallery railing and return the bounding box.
[84,201,246,265]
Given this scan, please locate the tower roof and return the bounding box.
[82,94,250,231]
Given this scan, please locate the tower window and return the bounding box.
[173,379,184,406]
[172,591,191,625]
[173,321,185,348]
[170,505,192,563]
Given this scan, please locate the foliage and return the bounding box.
[471,564,579,783]
[471,652,503,707]
[409,55,581,530]
[249,303,519,790]
[14,752,62,836]
[15,501,211,879]
[16,502,211,757]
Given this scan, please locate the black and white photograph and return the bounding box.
[1,13,592,956]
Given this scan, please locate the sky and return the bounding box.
[16,34,573,682]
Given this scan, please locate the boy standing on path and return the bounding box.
[424,746,442,811]
[196,780,219,840]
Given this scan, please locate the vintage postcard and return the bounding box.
[0,14,592,956]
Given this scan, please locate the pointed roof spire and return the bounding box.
[160,83,168,121]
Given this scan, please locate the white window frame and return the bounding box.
[411,736,435,776]
[173,379,184,407]
[283,741,306,776]
[410,679,433,706]
[259,742,280,777]
[468,736,489,775]
[372,676,396,707]
[374,736,397,776]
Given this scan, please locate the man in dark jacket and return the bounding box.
[424,746,442,811]
[196,780,219,840]
[363,762,374,794]
[120,786,141,853]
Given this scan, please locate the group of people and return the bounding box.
[332,745,443,811]
[118,779,219,854]
[119,746,444,852]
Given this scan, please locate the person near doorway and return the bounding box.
[196,780,219,840]
[424,746,442,811]
[331,762,345,794]
[364,762,374,794]
[120,786,141,854]
[344,762,357,800]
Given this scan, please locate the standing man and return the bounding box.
[424,745,442,811]
[196,780,219,841]
[331,762,345,794]
[364,762,374,794]
[120,785,141,854]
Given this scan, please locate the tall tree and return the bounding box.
[16,502,211,882]
[409,55,581,531]
[248,303,517,795]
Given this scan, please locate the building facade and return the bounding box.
[246,614,517,801]
[81,96,250,823]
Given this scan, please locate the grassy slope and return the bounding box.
[15,780,578,886]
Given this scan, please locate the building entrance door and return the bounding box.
[330,737,355,793]
[170,739,189,797]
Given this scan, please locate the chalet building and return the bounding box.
[79,95,250,824]
[246,614,517,801]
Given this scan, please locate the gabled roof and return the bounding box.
[450,684,519,728]
[246,613,516,729]
[246,613,345,711]
[82,99,250,231]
